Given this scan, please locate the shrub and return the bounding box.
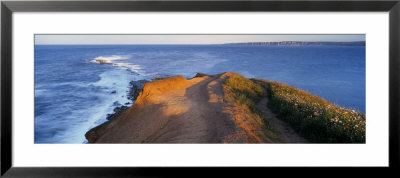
[257,80,365,143]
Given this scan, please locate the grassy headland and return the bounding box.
[86,72,365,143]
[222,73,283,142]
[255,79,366,143]
[222,73,264,116]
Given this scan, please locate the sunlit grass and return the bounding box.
[256,80,366,143]
[222,73,285,142]
[223,72,264,116]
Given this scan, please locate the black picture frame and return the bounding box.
[1,0,399,177]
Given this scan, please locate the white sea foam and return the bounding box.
[91,55,129,64]
[112,63,142,73]
[90,55,148,77]
[34,89,48,96]
[54,69,141,143]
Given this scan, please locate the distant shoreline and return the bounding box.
[35,41,366,46]
[223,41,366,46]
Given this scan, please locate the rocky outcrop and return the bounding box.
[127,80,148,102]
[194,72,209,78]
[85,73,245,143]
[85,73,284,143]
[106,106,129,121]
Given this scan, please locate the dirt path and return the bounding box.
[255,82,308,143]
[140,74,239,143]
[88,73,242,143]
[86,73,307,143]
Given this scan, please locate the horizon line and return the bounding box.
[35,40,366,45]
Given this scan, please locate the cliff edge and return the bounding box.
[85,72,287,143]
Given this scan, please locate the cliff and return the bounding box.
[85,72,365,143]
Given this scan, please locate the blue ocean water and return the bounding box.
[34,44,365,143]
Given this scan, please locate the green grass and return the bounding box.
[222,73,286,142]
[222,73,264,116]
[256,80,366,143]
[222,73,279,132]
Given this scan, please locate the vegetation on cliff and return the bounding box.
[223,73,264,114]
[222,73,283,142]
[255,79,366,143]
[86,72,365,143]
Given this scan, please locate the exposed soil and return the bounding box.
[87,73,249,143]
[86,73,307,143]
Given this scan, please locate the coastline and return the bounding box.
[34,43,366,144]
[85,72,365,143]
[102,80,148,123]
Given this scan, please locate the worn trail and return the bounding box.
[87,73,246,143]
[254,81,308,143]
[86,73,307,143]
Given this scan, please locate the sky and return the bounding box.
[35,34,365,45]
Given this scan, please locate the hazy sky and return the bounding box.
[35,34,365,45]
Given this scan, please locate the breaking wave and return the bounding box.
[91,55,143,75]
[91,55,130,64]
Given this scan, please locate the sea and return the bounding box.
[34,44,366,143]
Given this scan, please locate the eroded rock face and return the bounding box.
[85,122,107,143]
[86,105,130,142]
[106,106,129,121]
[86,80,149,143]
[128,80,148,102]
[105,80,149,122]
[85,73,243,143]
[86,72,282,143]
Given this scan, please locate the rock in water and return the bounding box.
[106,106,129,121]
[113,101,121,107]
